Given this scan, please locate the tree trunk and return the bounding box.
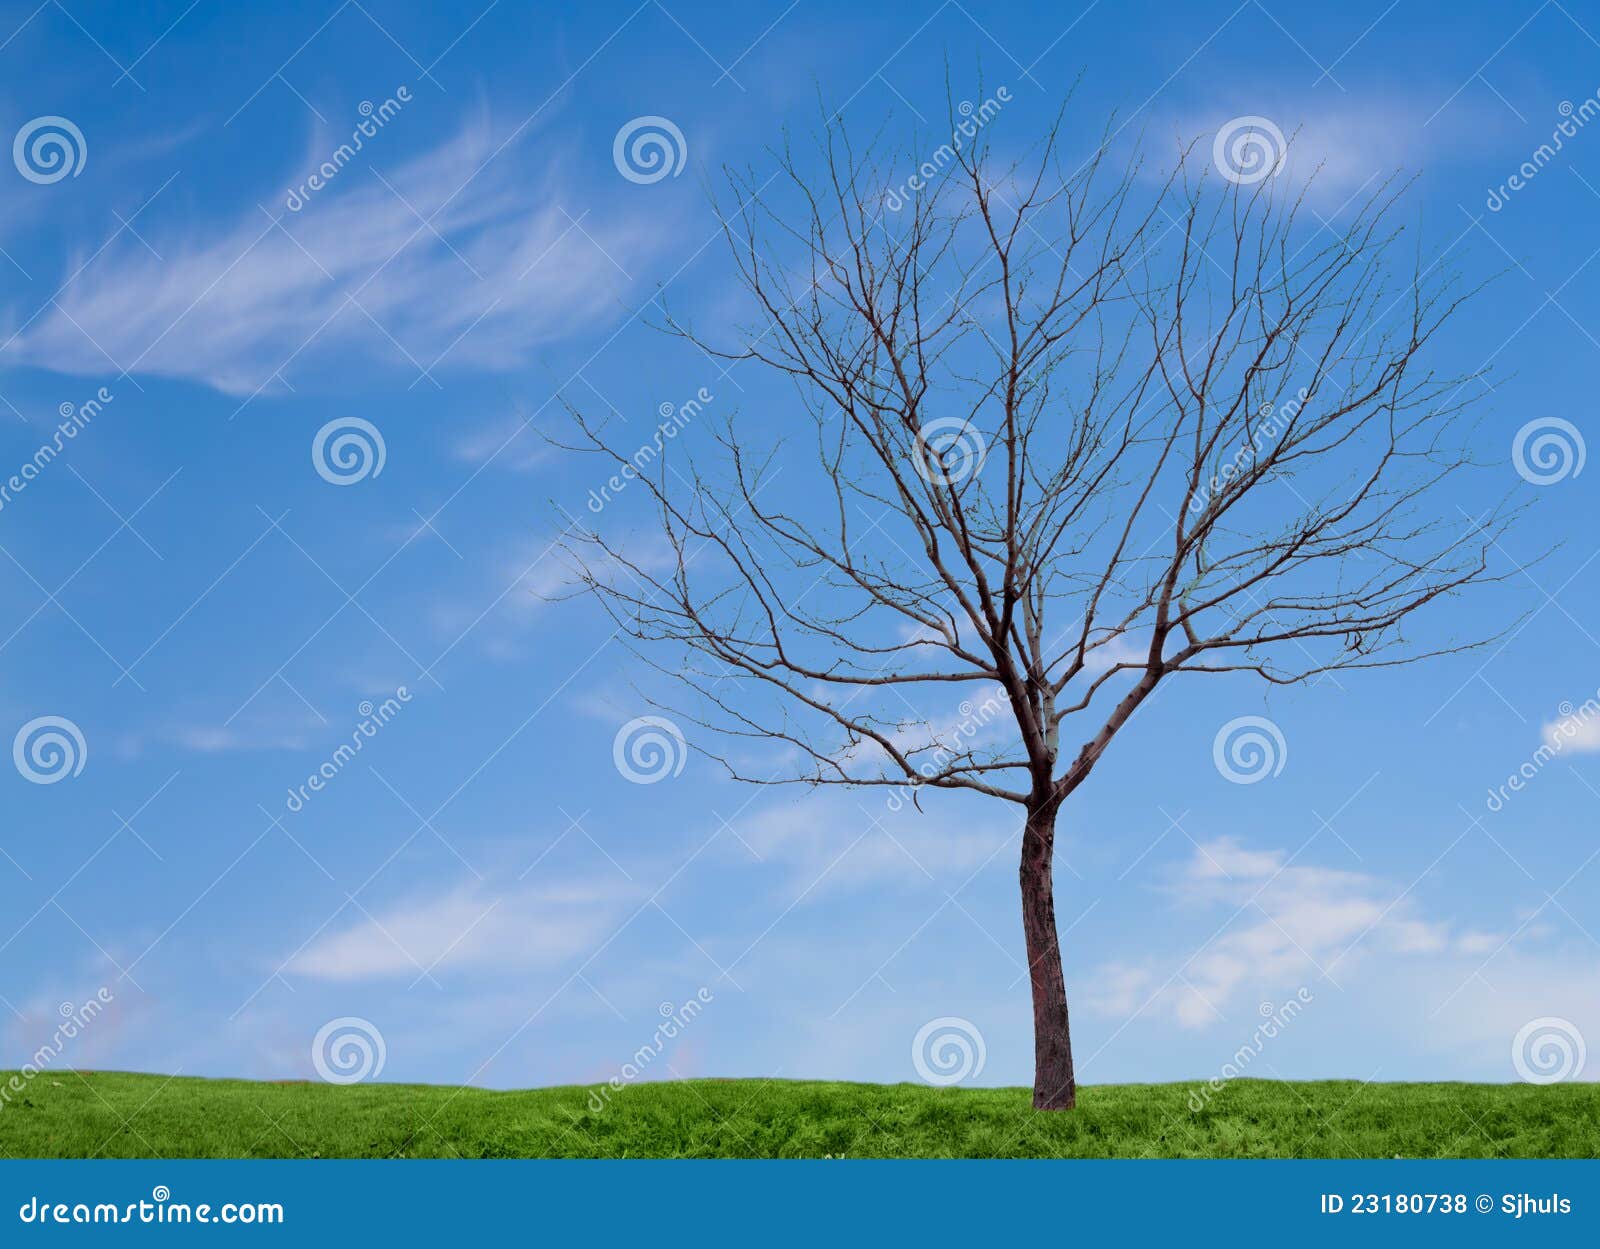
[1021,797,1075,1109]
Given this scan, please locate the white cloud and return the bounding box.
[1154,92,1500,205]
[1542,707,1600,753]
[1086,836,1462,1027]
[3,123,660,396]
[173,725,310,754]
[422,533,580,663]
[1188,837,1282,881]
[722,791,1013,899]
[1083,631,1149,673]
[450,414,552,472]
[114,708,321,758]
[1091,834,1588,1050]
[1455,930,1505,955]
[286,874,636,981]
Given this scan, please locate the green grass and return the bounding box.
[1,1073,1596,1159]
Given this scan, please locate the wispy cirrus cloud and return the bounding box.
[1151,91,1504,205]
[286,874,638,982]
[716,792,1014,900]
[2,122,659,397]
[450,413,552,471]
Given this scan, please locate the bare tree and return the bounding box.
[560,98,1515,1110]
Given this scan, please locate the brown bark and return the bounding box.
[1021,797,1075,1109]
[562,100,1516,1116]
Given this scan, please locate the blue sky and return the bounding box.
[0,0,1596,1101]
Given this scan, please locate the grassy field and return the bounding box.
[1,1073,1595,1159]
